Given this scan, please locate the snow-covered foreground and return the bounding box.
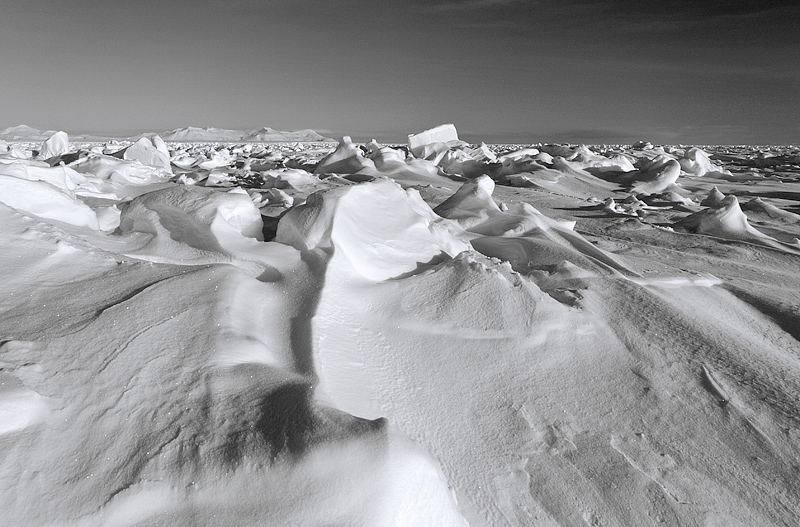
[1,126,799,526]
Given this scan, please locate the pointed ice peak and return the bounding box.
[700,186,726,208]
[151,135,170,157]
[313,136,374,175]
[433,175,501,226]
[473,174,496,196]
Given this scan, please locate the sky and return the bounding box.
[1,0,798,144]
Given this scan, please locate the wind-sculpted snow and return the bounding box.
[115,185,273,271]
[37,130,70,160]
[678,146,733,177]
[277,179,469,281]
[0,175,101,229]
[313,135,375,175]
[120,136,173,174]
[674,189,800,253]
[1,128,800,526]
[311,136,458,189]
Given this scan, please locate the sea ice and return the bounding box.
[1,129,799,527]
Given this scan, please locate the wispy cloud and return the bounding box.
[586,0,800,34]
[419,0,537,30]
[426,0,532,10]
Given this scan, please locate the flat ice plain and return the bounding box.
[1,124,799,526]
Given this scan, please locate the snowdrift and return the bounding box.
[1,128,799,526]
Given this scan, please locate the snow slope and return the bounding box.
[1,127,799,526]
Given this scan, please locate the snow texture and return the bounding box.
[1,126,800,526]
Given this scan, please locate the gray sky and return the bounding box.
[1,0,798,144]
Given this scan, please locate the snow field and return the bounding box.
[0,125,799,525]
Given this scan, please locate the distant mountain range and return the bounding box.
[0,125,68,142]
[0,125,335,143]
[153,126,334,142]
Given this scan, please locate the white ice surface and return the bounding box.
[1,134,799,527]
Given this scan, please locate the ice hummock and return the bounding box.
[407,123,460,157]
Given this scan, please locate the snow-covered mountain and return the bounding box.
[0,125,59,141]
[243,127,334,142]
[0,125,121,142]
[156,126,335,142]
[150,126,243,142]
[0,125,335,143]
